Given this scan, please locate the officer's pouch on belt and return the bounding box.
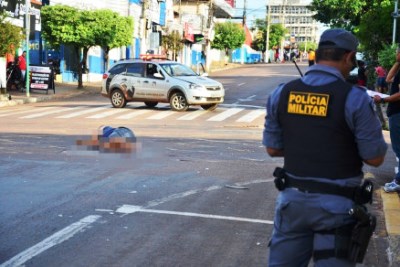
[273,167,287,191]
[354,179,374,205]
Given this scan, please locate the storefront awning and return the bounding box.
[213,0,234,18]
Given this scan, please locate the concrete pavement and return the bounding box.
[0,62,399,266]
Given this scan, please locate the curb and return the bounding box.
[0,84,100,108]
[381,189,400,265]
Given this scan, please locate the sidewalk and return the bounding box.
[0,64,399,266]
[0,81,101,108]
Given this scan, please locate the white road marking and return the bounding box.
[55,106,110,118]
[0,215,101,267]
[207,108,243,121]
[116,205,273,225]
[20,107,82,119]
[116,109,151,119]
[237,83,246,87]
[236,109,265,122]
[177,109,208,120]
[238,95,256,102]
[147,111,175,120]
[0,107,55,118]
[86,109,127,119]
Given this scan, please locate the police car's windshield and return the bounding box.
[160,63,198,77]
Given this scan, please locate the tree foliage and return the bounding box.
[269,24,288,48]
[211,22,245,55]
[162,30,184,61]
[251,19,287,52]
[309,0,395,61]
[308,0,371,29]
[377,44,397,71]
[0,11,24,57]
[41,5,133,88]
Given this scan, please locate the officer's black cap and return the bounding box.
[318,29,359,51]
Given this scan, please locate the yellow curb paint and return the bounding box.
[381,189,400,235]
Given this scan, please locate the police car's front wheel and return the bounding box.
[111,89,127,108]
[170,92,189,112]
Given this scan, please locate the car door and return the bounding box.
[125,63,146,99]
[143,63,168,100]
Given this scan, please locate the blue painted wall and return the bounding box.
[135,38,141,59]
[29,31,41,65]
[232,47,261,63]
[89,55,102,74]
[129,0,141,4]
[159,2,166,26]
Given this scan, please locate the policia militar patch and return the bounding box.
[287,91,330,117]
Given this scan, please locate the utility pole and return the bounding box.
[241,0,247,64]
[25,0,30,97]
[393,0,399,45]
[265,0,271,63]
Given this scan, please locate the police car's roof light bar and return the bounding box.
[139,54,167,61]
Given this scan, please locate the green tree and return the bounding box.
[251,19,287,60]
[90,9,133,71]
[309,0,394,61]
[269,24,287,48]
[41,5,89,88]
[356,1,393,59]
[0,11,24,57]
[251,19,267,53]
[297,42,317,53]
[377,44,397,72]
[41,5,133,88]
[211,22,245,55]
[162,30,184,61]
[308,0,372,29]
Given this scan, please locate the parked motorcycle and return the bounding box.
[6,62,24,91]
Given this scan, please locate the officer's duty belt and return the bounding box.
[273,167,373,204]
[285,177,357,200]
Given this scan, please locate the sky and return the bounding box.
[233,0,328,36]
[234,0,267,27]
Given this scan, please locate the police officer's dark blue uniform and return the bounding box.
[263,29,387,266]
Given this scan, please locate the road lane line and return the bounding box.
[0,215,101,267]
[236,109,265,122]
[237,83,246,87]
[116,205,273,225]
[56,106,110,118]
[0,107,55,118]
[20,107,82,119]
[147,111,175,120]
[115,109,151,119]
[177,109,208,120]
[207,108,243,121]
[86,109,127,119]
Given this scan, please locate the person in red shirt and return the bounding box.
[18,51,27,84]
[375,65,387,93]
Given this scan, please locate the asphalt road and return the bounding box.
[0,62,395,267]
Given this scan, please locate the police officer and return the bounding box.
[263,29,387,266]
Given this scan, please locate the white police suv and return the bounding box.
[101,57,225,111]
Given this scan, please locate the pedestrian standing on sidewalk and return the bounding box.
[374,47,400,193]
[18,51,27,87]
[263,28,387,266]
[308,48,315,66]
[375,65,388,93]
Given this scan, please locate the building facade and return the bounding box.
[268,0,319,46]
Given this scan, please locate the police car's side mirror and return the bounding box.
[154,73,164,79]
